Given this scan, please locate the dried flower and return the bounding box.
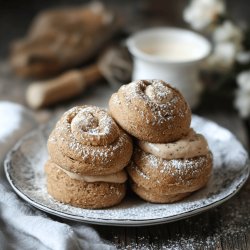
[183,0,225,30]
[234,70,250,118]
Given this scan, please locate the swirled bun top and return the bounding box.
[66,106,119,146]
[109,79,191,143]
[48,105,133,175]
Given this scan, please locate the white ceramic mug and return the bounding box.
[126,27,211,108]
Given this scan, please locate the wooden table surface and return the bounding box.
[1,61,250,250]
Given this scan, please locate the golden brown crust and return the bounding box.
[45,161,126,209]
[109,79,191,143]
[131,183,191,203]
[47,105,133,175]
[127,146,212,202]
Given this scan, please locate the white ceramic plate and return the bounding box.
[4,115,249,226]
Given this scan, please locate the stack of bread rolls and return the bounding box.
[109,79,213,203]
[45,79,212,208]
[45,105,133,208]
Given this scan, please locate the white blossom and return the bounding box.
[204,42,238,72]
[236,51,250,65]
[236,70,250,91]
[204,21,244,72]
[183,0,225,30]
[234,70,250,118]
[213,21,243,46]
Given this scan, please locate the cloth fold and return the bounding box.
[0,101,114,250]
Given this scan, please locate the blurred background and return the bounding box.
[0,0,250,146]
[0,0,250,58]
[0,0,249,57]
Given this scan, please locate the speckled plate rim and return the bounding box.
[4,128,250,227]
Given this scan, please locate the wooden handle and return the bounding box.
[26,65,102,109]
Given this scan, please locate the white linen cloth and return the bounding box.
[0,101,115,250]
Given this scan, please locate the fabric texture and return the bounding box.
[0,101,115,250]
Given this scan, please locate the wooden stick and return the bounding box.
[26,64,102,109]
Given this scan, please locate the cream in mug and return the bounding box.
[127,27,211,108]
[141,41,201,62]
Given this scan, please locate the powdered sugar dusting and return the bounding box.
[0,102,35,143]
[48,105,128,167]
[133,147,211,183]
[4,115,249,225]
[116,80,190,127]
[58,106,119,146]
